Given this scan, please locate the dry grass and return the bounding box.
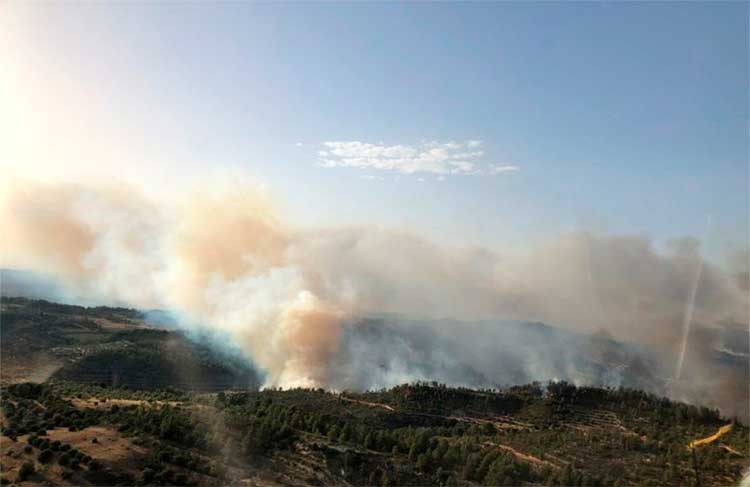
[68,397,181,410]
[45,426,151,474]
[0,426,151,485]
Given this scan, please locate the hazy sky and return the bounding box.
[1,2,747,256]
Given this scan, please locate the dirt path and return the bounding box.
[721,444,742,456]
[336,396,533,433]
[407,411,532,432]
[689,424,733,449]
[339,396,396,412]
[483,441,561,470]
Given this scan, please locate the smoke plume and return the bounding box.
[1,179,747,417]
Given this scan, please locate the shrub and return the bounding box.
[58,452,71,466]
[23,445,32,454]
[88,459,102,471]
[38,448,54,463]
[141,467,156,483]
[18,461,35,481]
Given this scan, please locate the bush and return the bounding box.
[18,461,35,481]
[158,450,172,463]
[38,448,54,463]
[58,452,71,466]
[88,459,102,471]
[23,445,32,454]
[141,467,156,483]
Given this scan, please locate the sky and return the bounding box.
[1,2,747,258]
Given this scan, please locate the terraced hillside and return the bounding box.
[0,381,747,486]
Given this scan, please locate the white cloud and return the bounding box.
[488,164,520,174]
[316,140,519,177]
[295,142,304,147]
[317,140,484,176]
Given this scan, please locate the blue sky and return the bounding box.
[1,2,747,256]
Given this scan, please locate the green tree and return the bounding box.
[327,424,340,442]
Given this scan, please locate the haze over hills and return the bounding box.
[2,267,748,422]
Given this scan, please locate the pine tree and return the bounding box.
[327,424,340,442]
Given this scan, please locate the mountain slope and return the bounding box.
[0,297,259,391]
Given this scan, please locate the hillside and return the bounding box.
[0,297,259,391]
[0,297,748,486]
[0,381,747,486]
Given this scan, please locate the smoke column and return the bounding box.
[1,178,747,417]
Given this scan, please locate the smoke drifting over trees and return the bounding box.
[1,179,747,418]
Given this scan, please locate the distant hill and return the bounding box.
[0,297,259,391]
[330,316,668,395]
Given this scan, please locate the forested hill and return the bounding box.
[0,380,747,486]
